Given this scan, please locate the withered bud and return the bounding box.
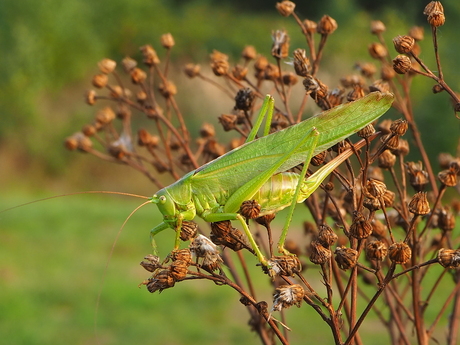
[242,45,257,61]
[393,55,412,74]
[393,35,415,54]
[121,56,137,73]
[271,284,304,312]
[406,161,429,191]
[82,124,96,137]
[370,20,386,34]
[92,74,108,88]
[424,1,444,15]
[140,44,160,66]
[357,124,376,138]
[130,68,147,84]
[368,42,387,60]
[266,256,302,277]
[170,249,192,264]
[366,241,388,261]
[211,59,229,76]
[340,75,365,88]
[381,133,399,150]
[293,48,311,77]
[64,132,93,152]
[232,65,248,81]
[136,91,148,104]
[427,11,445,27]
[180,221,198,241]
[438,206,456,231]
[409,191,430,215]
[218,114,238,131]
[271,30,290,59]
[367,166,385,182]
[388,242,411,264]
[170,260,188,281]
[349,211,373,239]
[282,72,298,86]
[383,190,396,208]
[160,33,175,49]
[347,85,366,102]
[158,81,177,98]
[409,26,424,41]
[98,58,116,74]
[390,119,408,136]
[317,15,338,35]
[254,55,269,72]
[183,63,201,78]
[303,75,328,99]
[211,221,248,251]
[110,85,124,98]
[358,62,377,78]
[234,88,255,111]
[85,90,97,105]
[95,107,116,125]
[310,240,331,264]
[365,179,387,199]
[317,224,338,247]
[334,246,358,270]
[203,138,225,159]
[364,197,381,212]
[303,19,317,33]
[438,167,458,187]
[392,138,410,156]
[276,1,296,17]
[239,200,261,219]
[255,213,276,229]
[190,235,222,271]
[145,270,175,293]
[378,150,397,169]
[381,65,396,81]
[199,123,215,138]
[326,88,345,108]
[437,248,460,268]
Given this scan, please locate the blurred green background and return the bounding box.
[1,0,460,344]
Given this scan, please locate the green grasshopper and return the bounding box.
[151,92,394,267]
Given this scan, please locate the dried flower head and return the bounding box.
[390,119,409,136]
[159,80,177,98]
[180,221,198,241]
[98,58,116,74]
[85,90,97,105]
[393,35,415,54]
[183,63,201,78]
[378,150,397,169]
[366,241,388,261]
[121,56,137,73]
[409,26,424,41]
[241,45,257,61]
[424,1,445,27]
[437,248,460,268]
[357,124,375,138]
[317,224,338,247]
[130,68,147,84]
[409,191,430,216]
[370,20,386,34]
[271,30,290,59]
[393,55,412,74]
[438,206,456,231]
[140,44,160,66]
[160,33,175,49]
[438,166,458,187]
[232,65,248,81]
[368,42,387,60]
[266,255,302,277]
[92,74,108,89]
[293,48,311,77]
[317,15,338,35]
[239,200,261,219]
[334,246,358,270]
[276,1,295,16]
[364,179,387,199]
[349,211,373,239]
[347,85,366,102]
[406,161,429,191]
[389,242,412,264]
[303,19,317,33]
[271,284,304,312]
[144,269,175,293]
[310,240,332,264]
[190,235,223,271]
[210,221,248,252]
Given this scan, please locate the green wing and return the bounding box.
[191,91,394,196]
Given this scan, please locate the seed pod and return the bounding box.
[438,167,458,187]
[409,191,430,216]
[64,132,93,152]
[276,1,296,17]
[364,197,381,212]
[169,260,188,281]
[368,42,387,60]
[388,242,411,264]
[239,200,261,219]
[393,55,412,74]
[110,85,124,98]
[82,124,96,137]
[271,284,304,312]
[92,74,108,88]
[378,150,397,169]
[303,19,317,33]
[85,90,97,105]
[254,55,269,72]
[340,75,365,88]
[382,190,395,208]
[406,162,429,191]
[317,15,338,35]
[97,58,116,74]
[392,138,410,156]
[232,65,248,81]
[393,35,415,54]
[241,45,257,61]
[347,85,366,102]
[365,179,387,199]
[140,255,161,272]
[424,2,445,27]
[381,65,396,81]
[271,29,290,59]
[310,150,327,166]
[199,123,215,139]
[282,72,298,86]
[130,68,147,84]
[266,255,302,277]
[292,48,311,77]
[211,59,229,76]
[234,88,255,111]
[408,26,424,41]
[310,240,331,264]
[210,221,247,251]
[140,44,160,66]
[255,213,276,229]
[366,241,388,261]
[349,211,373,239]
[159,81,177,98]
[95,107,116,126]
[334,246,358,270]
[438,206,456,231]
[357,124,376,138]
[145,270,175,293]
[317,224,338,247]
[170,249,192,265]
[180,221,198,241]
[218,114,238,132]
[437,248,460,268]
[160,33,175,49]
[370,79,390,93]
[183,63,201,78]
[370,20,386,34]
[122,56,137,73]
[390,119,409,136]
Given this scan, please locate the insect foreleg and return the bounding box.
[246,95,275,143]
[150,222,170,256]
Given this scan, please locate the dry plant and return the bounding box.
[65,1,460,344]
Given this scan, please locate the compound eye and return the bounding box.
[159,195,167,204]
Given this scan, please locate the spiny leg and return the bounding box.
[149,222,169,256]
[246,95,275,142]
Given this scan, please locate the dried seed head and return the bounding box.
[92,74,108,88]
[271,30,290,59]
[170,249,192,264]
[438,206,456,231]
[159,80,177,98]
[370,20,386,34]
[64,132,93,152]
[95,107,116,126]
[212,221,248,252]
[255,213,276,229]
[392,138,410,156]
[363,197,381,212]
[145,270,175,293]
[85,90,97,105]
[183,63,201,78]
[438,167,458,187]
[366,241,388,261]
[349,211,373,239]
[137,129,159,148]
[326,88,345,108]
[378,150,397,169]
[393,55,412,74]
[408,26,424,41]
[284,239,302,257]
[130,68,147,84]
[254,55,269,72]
[368,42,387,60]
[199,123,215,138]
[190,235,222,271]
[292,48,311,77]
[424,2,445,27]
[121,56,137,73]
[340,74,365,88]
[303,19,317,33]
[140,255,161,272]
[140,45,160,66]
[276,1,296,17]
[317,224,338,247]
[310,240,332,264]
[234,88,255,111]
[381,133,399,150]
[82,124,96,137]
[266,255,302,277]
[406,162,429,191]
[437,248,460,268]
[371,219,387,238]
[347,85,366,102]
[98,58,116,74]
[357,123,376,138]
[390,119,408,136]
[389,242,411,264]
[160,33,175,49]
[263,63,281,81]
[359,62,377,78]
[365,179,387,199]
[310,150,327,166]
[424,1,444,15]
[303,75,328,99]
[271,284,304,312]
[438,152,455,169]
[409,191,430,215]
[334,246,358,270]
[393,35,415,54]
[218,114,238,131]
[170,260,188,281]
[241,45,257,61]
[232,65,248,81]
[383,190,396,208]
[180,221,198,241]
[203,138,225,159]
[110,85,124,98]
[239,200,261,219]
[317,15,338,35]
[282,72,298,86]
[211,57,229,76]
